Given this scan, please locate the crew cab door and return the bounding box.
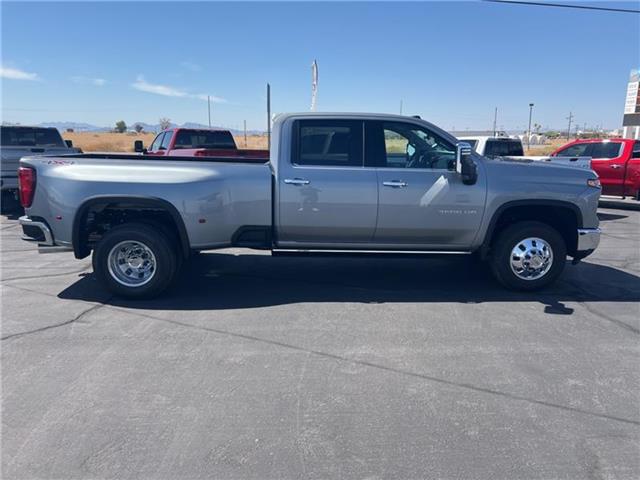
[366,120,486,248]
[276,119,378,246]
[146,131,171,156]
[588,141,627,196]
[555,141,626,196]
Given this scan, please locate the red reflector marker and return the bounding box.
[18,167,36,208]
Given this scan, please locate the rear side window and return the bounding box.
[294,120,363,167]
[160,131,172,150]
[484,139,524,157]
[173,130,236,149]
[589,142,622,159]
[1,127,64,147]
[556,143,590,157]
[633,141,640,159]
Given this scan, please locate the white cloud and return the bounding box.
[71,76,106,86]
[131,75,225,103]
[1,66,39,81]
[180,61,202,72]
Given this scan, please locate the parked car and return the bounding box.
[134,127,269,160]
[18,113,601,298]
[552,138,640,199]
[457,136,525,158]
[460,134,591,169]
[1,126,80,203]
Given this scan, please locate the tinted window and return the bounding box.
[295,120,363,167]
[633,141,640,159]
[160,131,172,150]
[484,139,524,157]
[173,130,236,149]
[375,121,455,170]
[1,127,64,147]
[556,143,590,157]
[149,133,164,151]
[589,142,622,159]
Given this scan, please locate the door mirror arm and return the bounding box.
[455,142,478,185]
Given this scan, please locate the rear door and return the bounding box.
[587,141,627,196]
[367,120,486,248]
[276,119,378,246]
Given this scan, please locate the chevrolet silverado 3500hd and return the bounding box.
[18,113,601,298]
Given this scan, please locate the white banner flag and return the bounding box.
[311,60,318,111]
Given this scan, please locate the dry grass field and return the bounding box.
[62,131,269,152]
[62,131,571,156]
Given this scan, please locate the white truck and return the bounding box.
[458,135,591,169]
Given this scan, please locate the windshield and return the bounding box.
[485,139,524,157]
[173,130,236,149]
[1,127,64,147]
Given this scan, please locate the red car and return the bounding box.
[134,128,269,160]
[552,138,640,199]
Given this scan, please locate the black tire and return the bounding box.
[92,223,178,299]
[489,221,566,291]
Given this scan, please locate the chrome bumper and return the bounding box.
[577,228,601,251]
[19,216,72,253]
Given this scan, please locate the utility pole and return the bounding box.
[566,112,574,140]
[267,83,271,150]
[244,120,247,147]
[400,100,403,115]
[207,96,211,127]
[492,107,498,137]
[527,103,534,151]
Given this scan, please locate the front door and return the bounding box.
[277,119,378,246]
[366,120,486,249]
[588,141,627,196]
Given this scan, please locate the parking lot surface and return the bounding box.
[1,207,639,479]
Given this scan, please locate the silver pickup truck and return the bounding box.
[1,126,80,197]
[18,113,602,298]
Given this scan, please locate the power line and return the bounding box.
[483,0,640,14]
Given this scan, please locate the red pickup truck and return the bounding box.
[134,128,269,160]
[552,138,640,199]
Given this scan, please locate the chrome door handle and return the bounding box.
[383,180,408,188]
[284,178,310,185]
[610,164,622,169]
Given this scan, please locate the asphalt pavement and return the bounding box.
[1,207,639,479]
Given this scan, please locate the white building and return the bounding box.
[622,68,640,139]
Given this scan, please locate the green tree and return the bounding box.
[134,123,144,133]
[115,120,127,133]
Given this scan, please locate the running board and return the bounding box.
[37,245,74,254]
[272,249,471,256]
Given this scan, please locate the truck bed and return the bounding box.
[20,154,273,250]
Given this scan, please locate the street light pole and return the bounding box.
[527,103,534,151]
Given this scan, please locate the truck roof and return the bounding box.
[560,138,632,145]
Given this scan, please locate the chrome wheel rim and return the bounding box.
[107,240,156,287]
[509,237,553,281]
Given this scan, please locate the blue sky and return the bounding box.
[1,1,638,131]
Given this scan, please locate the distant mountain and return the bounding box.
[36,121,265,135]
[37,121,110,132]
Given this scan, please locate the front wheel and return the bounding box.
[489,221,566,291]
[93,223,178,299]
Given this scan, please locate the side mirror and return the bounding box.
[134,140,145,153]
[64,140,73,148]
[455,142,478,185]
